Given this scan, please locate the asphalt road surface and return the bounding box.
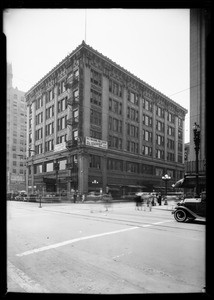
[7,201,205,294]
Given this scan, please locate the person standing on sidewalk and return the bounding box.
[158,193,162,206]
[147,195,153,212]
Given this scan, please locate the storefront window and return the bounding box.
[59,160,67,170]
[46,162,54,172]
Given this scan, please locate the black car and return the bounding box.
[172,192,206,222]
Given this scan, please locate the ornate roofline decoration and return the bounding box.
[26,40,188,116]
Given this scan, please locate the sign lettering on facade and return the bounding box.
[11,174,25,182]
[85,137,108,149]
[54,142,66,152]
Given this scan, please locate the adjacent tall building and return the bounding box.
[185,9,209,179]
[25,41,187,198]
[7,63,27,192]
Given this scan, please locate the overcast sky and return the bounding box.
[4,8,190,142]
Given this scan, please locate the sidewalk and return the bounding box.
[153,201,177,211]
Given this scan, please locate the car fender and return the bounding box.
[172,206,198,219]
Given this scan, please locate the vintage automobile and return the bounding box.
[172,192,206,222]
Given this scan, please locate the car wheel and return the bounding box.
[174,209,188,222]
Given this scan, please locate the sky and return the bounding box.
[4,8,190,142]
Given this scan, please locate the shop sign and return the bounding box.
[85,137,108,149]
[54,142,66,152]
[11,174,25,182]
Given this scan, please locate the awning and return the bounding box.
[173,175,206,188]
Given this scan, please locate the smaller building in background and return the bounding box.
[7,63,27,193]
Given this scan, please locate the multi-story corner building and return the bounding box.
[7,63,27,193]
[25,41,187,198]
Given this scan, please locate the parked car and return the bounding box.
[15,194,27,201]
[26,194,38,202]
[172,192,206,222]
[86,192,113,202]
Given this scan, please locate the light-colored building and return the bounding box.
[7,63,27,193]
[25,42,187,198]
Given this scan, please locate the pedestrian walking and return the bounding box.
[158,193,162,206]
[82,193,85,203]
[73,192,77,203]
[134,195,142,210]
[147,195,153,211]
[104,197,110,211]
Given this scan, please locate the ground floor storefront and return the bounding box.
[26,146,184,199]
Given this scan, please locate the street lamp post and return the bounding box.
[193,122,200,198]
[28,148,36,195]
[162,174,171,205]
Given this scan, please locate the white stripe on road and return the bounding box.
[16,220,173,257]
[7,261,49,293]
[16,226,139,257]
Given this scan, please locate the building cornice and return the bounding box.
[25,40,188,116]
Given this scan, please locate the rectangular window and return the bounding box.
[126,161,139,173]
[58,80,66,95]
[35,128,43,140]
[168,112,175,123]
[167,152,175,162]
[57,134,67,144]
[143,130,152,142]
[45,140,54,152]
[59,159,67,170]
[178,117,183,128]
[178,130,183,140]
[107,158,123,171]
[109,80,122,97]
[128,91,139,105]
[142,145,152,156]
[90,130,102,140]
[155,167,164,176]
[46,89,54,103]
[156,149,164,159]
[156,106,164,118]
[167,138,175,150]
[141,164,153,174]
[73,109,79,123]
[46,122,54,136]
[156,134,164,146]
[36,112,43,125]
[90,155,101,169]
[36,97,43,110]
[72,130,78,140]
[143,114,152,127]
[35,144,43,154]
[91,69,102,87]
[90,109,101,126]
[57,116,67,131]
[90,89,102,106]
[46,162,54,172]
[156,120,164,132]
[178,142,183,152]
[34,164,43,174]
[167,126,175,136]
[143,99,153,112]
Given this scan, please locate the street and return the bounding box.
[7,201,205,294]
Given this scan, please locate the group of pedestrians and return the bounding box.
[134,193,162,212]
[134,195,152,211]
